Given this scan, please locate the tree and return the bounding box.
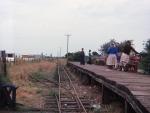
[92,51,99,56]
[141,39,150,74]
[65,52,81,61]
[118,40,133,52]
[99,39,117,54]
[99,39,133,55]
[72,52,81,61]
[65,52,74,61]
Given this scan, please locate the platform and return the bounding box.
[68,62,150,113]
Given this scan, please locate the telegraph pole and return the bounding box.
[60,47,61,57]
[65,34,71,63]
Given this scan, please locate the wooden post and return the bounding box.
[12,87,17,108]
[1,51,7,76]
[90,78,96,86]
[124,101,135,113]
[102,85,112,104]
[82,74,91,85]
[13,54,16,65]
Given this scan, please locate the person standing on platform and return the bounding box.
[80,48,85,65]
[87,50,92,64]
[106,43,118,69]
[116,42,121,66]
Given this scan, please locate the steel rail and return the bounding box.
[63,66,88,113]
[30,62,88,113]
[59,65,82,113]
[30,71,78,98]
[35,74,84,101]
[55,93,61,113]
[58,65,62,113]
[58,62,82,113]
[58,64,82,113]
[29,75,61,113]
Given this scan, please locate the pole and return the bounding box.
[1,51,7,76]
[60,47,61,58]
[65,34,71,63]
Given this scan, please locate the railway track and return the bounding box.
[31,63,91,113]
[29,61,118,113]
[57,64,91,113]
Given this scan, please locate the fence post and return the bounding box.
[1,51,7,76]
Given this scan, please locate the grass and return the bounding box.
[53,69,59,82]
[0,74,11,83]
[30,71,46,81]
[48,90,58,97]
[8,60,57,109]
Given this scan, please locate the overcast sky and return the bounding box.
[0,0,150,56]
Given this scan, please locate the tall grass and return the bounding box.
[8,60,56,108]
[0,74,11,83]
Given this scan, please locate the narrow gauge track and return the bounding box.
[57,64,91,113]
[30,63,91,113]
[29,61,123,113]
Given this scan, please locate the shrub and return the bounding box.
[141,39,150,74]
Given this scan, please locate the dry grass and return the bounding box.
[8,61,56,109]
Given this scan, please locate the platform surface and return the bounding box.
[69,62,150,113]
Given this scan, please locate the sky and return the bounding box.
[0,0,150,56]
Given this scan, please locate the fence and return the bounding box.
[0,51,54,71]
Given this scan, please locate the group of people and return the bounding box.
[79,41,139,70]
[80,48,92,65]
[106,41,139,69]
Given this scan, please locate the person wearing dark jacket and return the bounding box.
[87,50,92,64]
[80,48,85,65]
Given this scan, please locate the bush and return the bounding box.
[141,39,150,74]
[65,52,81,62]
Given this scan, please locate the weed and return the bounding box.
[53,68,59,81]
[48,90,58,97]
[36,89,43,94]
[0,74,11,83]
[33,71,44,79]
